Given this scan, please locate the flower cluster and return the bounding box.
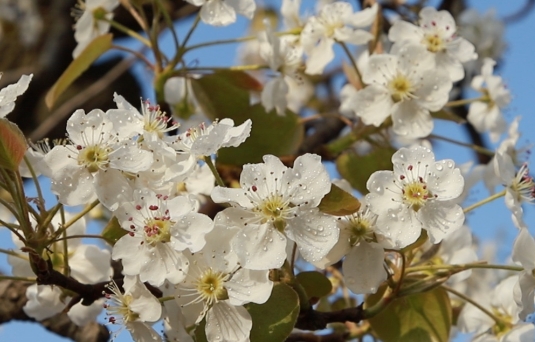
[0,2,534,342]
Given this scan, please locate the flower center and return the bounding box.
[77,145,110,172]
[256,193,293,231]
[422,33,445,53]
[347,215,375,245]
[143,218,172,245]
[388,74,415,102]
[104,282,140,325]
[402,181,430,212]
[512,163,535,203]
[490,308,513,338]
[195,268,229,306]
[142,101,180,138]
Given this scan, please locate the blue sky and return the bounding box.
[1,0,534,341]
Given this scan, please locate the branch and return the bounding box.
[285,331,349,342]
[294,303,365,330]
[0,278,109,342]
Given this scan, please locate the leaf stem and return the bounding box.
[338,41,363,86]
[445,97,486,107]
[204,156,225,187]
[442,285,503,324]
[429,134,494,156]
[463,189,506,214]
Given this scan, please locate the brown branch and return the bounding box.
[285,331,349,342]
[0,279,109,342]
[294,303,365,331]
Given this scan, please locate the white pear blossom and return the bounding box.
[342,44,452,138]
[366,146,465,248]
[389,6,477,82]
[112,188,214,286]
[457,276,535,341]
[300,2,378,75]
[494,153,534,228]
[512,227,535,320]
[467,58,511,142]
[104,276,163,342]
[211,153,338,269]
[259,31,303,115]
[184,0,255,26]
[317,201,387,294]
[163,77,200,120]
[421,225,477,283]
[0,73,32,118]
[44,108,153,210]
[73,0,119,58]
[176,214,273,342]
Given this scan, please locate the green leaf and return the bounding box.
[212,70,263,92]
[190,73,251,121]
[0,119,27,171]
[45,34,113,109]
[101,216,127,245]
[246,283,299,342]
[318,183,361,216]
[194,318,208,342]
[336,147,395,195]
[296,271,332,302]
[367,287,452,342]
[217,104,304,165]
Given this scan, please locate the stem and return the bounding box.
[407,262,523,273]
[12,170,33,240]
[23,155,44,204]
[0,275,36,282]
[338,41,363,86]
[429,134,494,156]
[204,156,225,187]
[118,0,148,32]
[184,35,258,53]
[463,189,506,214]
[51,200,100,241]
[156,0,181,65]
[104,18,152,47]
[185,65,268,72]
[443,285,502,324]
[445,97,486,107]
[60,207,70,277]
[0,248,27,259]
[159,296,175,303]
[112,44,154,69]
[52,234,110,243]
[290,243,297,271]
[179,15,201,54]
[0,219,26,245]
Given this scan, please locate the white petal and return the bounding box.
[231,223,287,270]
[261,77,289,115]
[286,153,331,207]
[388,20,423,44]
[512,228,535,271]
[206,302,252,342]
[304,37,335,75]
[285,210,339,264]
[418,200,464,244]
[352,85,393,126]
[343,242,386,294]
[391,101,433,138]
[226,268,273,305]
[200,0,237,26]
